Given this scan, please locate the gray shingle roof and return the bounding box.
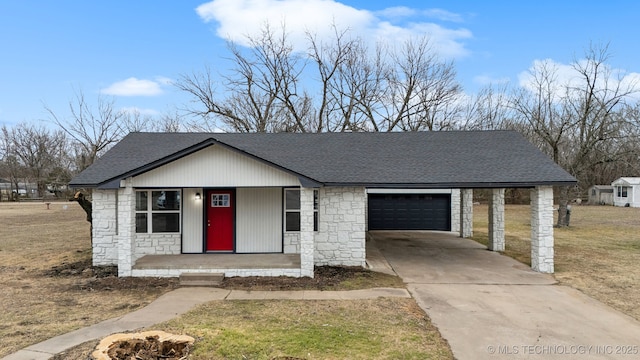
[70,130,577,188]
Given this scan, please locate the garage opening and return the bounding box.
[368,193,451,231]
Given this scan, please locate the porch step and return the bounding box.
[179,272,225,287]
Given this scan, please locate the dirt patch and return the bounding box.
[42,261,397,292]
[220,265,398,290]
[42,258,181,292]
[43,258,117,278]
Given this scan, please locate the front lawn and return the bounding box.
[1,202,453,360]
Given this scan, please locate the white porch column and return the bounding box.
[117,178,135,277]
[450,189,461,233]
[459,189,473,238]
[299,187,315,278]
[488,188,505,251]
[530,186,554,273]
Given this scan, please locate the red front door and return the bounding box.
[206,190,234,251]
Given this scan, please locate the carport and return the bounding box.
[367,186,558,273]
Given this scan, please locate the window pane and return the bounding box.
[152,213,180,232]
[135,191,148,211]
[313,190,319,210]
[285,189,300,210]
[136,213,148,233]
[314,212,318,232]
[153,191,180,210]
[211,194,230,207]
[285,212,301,231]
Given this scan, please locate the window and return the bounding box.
[211,194,230,207]
[617,186,628,198]
[136,190,181,233]
[284,188,319,232]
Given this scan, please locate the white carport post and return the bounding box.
[299,187,315,278]
[530,186,554,273]
[459,189,473,238]
[488,188,505,251]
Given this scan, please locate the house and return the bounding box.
[611,177,640,207]
[587,185,614,205]
[69,131,576,278]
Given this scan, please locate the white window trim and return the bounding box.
[284,188,318,232]
[135,189,182,233]
[617,186,628,198]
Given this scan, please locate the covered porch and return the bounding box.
[131,253,303,277]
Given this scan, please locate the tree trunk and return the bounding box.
[556,186,569,227]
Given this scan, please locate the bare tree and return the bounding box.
[177,23,463,133]
[372,37,462,131]
[460,83,512,130]
[177,24,306,132]
[45,90,125,170]
[0,128,25,200]
[1,123,68,197]
[511,43,639,225]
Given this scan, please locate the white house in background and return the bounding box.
[70,131,576,278]
[612,177,640,207]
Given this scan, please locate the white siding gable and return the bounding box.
[132,145,301,188]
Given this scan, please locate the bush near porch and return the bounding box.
[472,204,640,321]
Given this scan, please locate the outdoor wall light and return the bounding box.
[195,192,202,200]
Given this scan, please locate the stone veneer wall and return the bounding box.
[133,233,182,261]
[460,188,474,238]
[488,188,505,251]
[314,187,366,267]
[91,190,119,266]
[283,233,300,254]
[530,186,555,273]
[450,189,461,233]
[280,187,367,267]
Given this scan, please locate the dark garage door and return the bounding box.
[368,193,451,231]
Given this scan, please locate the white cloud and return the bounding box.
[101,77,164,96]
[196,0,471,59]
[518,58,640,100]
[375,6,415,18]
[422,8,464,23]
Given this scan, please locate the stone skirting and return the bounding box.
[133,233,182,261]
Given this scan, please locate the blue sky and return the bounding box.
[1,0,639,128]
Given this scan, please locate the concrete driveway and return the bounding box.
[370,231,640,360]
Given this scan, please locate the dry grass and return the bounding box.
[0,202,178,358]
[161,299,453,360]
[55,299,454,360]
[472,204,640,320]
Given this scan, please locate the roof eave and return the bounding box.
[323,181,577,189]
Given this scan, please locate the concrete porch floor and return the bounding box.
[133,253,301,270]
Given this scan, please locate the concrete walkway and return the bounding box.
[2,287,410,360]
[371,231,640,360]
